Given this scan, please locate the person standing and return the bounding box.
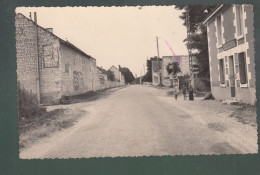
[188,83,194,101]
[174,85,178,100]
[182,85,187,100]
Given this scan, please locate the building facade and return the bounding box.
[16,13,123,104]
[109,66,125,86]
[203,4,255,104]
[151,59,162,85]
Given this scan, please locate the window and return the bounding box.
[65,63,69,73]
[219,59,225,84]
[100,78,105,84]
[238,52,247,84]
[236,5,244,36]
[216,15,222,45]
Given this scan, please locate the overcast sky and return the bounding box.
[16,6,188,77]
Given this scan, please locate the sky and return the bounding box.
[16,6,188,77]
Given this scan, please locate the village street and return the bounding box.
[20,85,258,159]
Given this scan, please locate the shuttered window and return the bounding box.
[238,52,247,84]
[236,5,244,36]
[219,59,225,84]
[216,15,222,45]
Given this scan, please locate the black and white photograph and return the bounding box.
[16,5,257,159]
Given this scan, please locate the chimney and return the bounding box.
[34,12,37,24]
[46,28,53,33]
[29,12,32,20]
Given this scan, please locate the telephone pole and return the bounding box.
[156,36,160,59]
[186,6,194,100]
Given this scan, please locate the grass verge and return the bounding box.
[60,86,126,104]
[19,108,86,150]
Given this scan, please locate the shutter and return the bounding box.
[238,52,247,84]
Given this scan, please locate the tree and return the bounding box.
[175,5,218,77]
[107,70,115,81]
[166,62,181,75]
[118,65,135,84]
[142,56,160,82]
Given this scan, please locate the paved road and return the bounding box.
[20,85,257,158]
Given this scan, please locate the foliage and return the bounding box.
[107,70,115,81]
[17,83,46,121]
[194,77,211,92]
[175,5,218,77]
[118,65,135,84]
[142,56,160,82]
[166,62,181,75]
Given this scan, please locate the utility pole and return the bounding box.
[186,6,194,100]
[156,36,163,85]
[156,36,160,59]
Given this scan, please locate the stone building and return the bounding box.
[109,65,125,86]
[152,56,189,86]
[16,13,122,104]
[203,4,256,104]
[151,58,162,85]
[97,66,108,90]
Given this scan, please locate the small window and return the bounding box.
[219,59,225,84]
[236,5,244,36]
[216,15,222,45]
[238,52,247,84]
[100,78,105,84]
[65,63,69,73]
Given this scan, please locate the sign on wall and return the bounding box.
[43,44,59,68]
[73,71,83,91]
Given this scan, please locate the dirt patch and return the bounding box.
[188,100,257,127]
[229,104,257,127]
[177,114,191,119]
[19,108,86,150]
[208,122,227,132]
[209,142,241,154]
[167,90,175,96]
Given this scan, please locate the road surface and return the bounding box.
[20,85,258,159]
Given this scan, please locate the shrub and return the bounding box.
[194,77,210,93]
[17,83,46,122]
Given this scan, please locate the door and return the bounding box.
[229,56,235,97]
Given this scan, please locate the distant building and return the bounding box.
[97,66,108,90]
[151,56,190,86]
[109,65,125,86]
[151,58,162,85]
[203,4,255,104]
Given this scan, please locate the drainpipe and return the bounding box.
[34,12,41,103]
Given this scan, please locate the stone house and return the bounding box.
[152,56,189,86]
[97,66,108,90]
[16,13,103,104]
[109,65,125,86]
[151,58,162,85]
[203,4,256,104]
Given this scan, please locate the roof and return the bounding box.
[97,66,107,74]
[17,13,95,60]
[202,5,229,25]
[109,65,119,71]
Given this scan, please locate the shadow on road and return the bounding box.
[60,86,127,105]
